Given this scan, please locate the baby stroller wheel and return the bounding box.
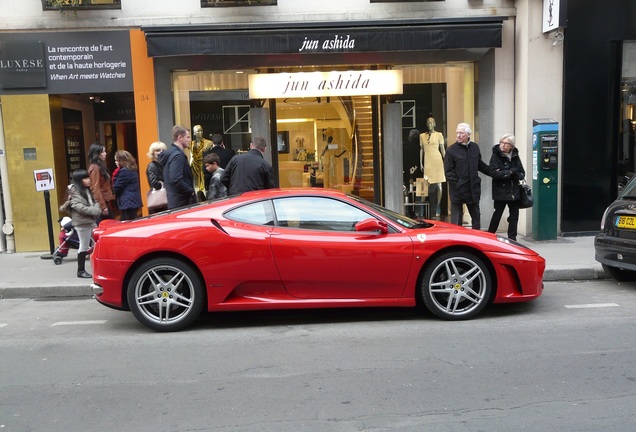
[53,256,63,265]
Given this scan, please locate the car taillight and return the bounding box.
[600,207,610,230]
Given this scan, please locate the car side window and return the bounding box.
[225,200,275,225]
[273,197,370,231]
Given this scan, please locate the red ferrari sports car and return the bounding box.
[91,188,545,331]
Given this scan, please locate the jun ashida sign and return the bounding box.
[249,70,403,99]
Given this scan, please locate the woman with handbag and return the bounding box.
[145,141,168,214]
[487,134,526,241]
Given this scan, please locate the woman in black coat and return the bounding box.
[487,134,525,241]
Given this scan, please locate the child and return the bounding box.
[203,153,227,200]
[60,170,101,278]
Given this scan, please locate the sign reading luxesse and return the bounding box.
[0,31,132,94]
[249,70,403,99]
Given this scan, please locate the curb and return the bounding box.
[0,285,92,300]
[0,268,609,299]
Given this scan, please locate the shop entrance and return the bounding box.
[275,95,374,200]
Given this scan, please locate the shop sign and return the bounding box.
[249,70,403,99]
[0,31,132,95]
[34,168,55,192]
[543,0,566,33]
[0,40,46,89]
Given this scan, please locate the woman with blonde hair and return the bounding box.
[146,141,167,189]
[146,141,168,214]
[113,150,143,221]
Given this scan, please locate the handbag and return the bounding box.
[147,186,168,210]
[518,181,534,209]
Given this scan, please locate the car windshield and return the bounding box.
[620,175,636,199]
[348,194,431,229]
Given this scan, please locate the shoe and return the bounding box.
[77,270,92,279]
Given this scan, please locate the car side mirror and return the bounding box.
[355,218,388,234]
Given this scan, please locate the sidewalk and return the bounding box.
[0,235,606,299]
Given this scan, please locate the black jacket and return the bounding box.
[489,144,525,202]
[221,149,276,195]
[444,141,493,204]
[158,144,195,208]
[146,160,164,190]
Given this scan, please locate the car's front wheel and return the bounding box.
[127,258,205,332]
[601,264,636,282]
[420,251,492,320]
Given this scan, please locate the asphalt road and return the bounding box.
[1,279,635,432]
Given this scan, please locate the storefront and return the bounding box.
[144,17,505,216]
[561,1,636,233]
[0,29,151,251]
[0,17,512,252]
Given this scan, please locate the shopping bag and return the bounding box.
[415,177,429,197]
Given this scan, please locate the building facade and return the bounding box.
[0,0,585,252]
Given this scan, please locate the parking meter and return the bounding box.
[532,119,559,240]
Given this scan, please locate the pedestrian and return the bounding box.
[59,169,101,279]
[221,136,277,195]
[158,125,196,209]
[87,142,115,222]
[206,133,235,191]
[443,122,493,229]
[146,141,168,214]
[203,152,227,200]
[487,134,525,241]
[146,141,167,190]
[113,150,143,221]
[210,133,235,169]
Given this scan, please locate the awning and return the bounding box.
[143,18,504,58]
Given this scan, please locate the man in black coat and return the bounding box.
[443,122,493,229]
[159,125,196,209]
[221,136,277,195]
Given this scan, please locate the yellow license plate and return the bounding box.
[616,216,636,228]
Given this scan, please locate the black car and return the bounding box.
[595,175,636,281]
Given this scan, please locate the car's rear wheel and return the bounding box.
[420,251,492,320]
[127,258,204,332]
[601,264,636,282]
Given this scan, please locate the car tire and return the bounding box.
[420,251,492,320]
[127,257,205,332]
[601,264,636,282]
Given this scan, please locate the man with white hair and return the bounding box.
[443,122,494,229]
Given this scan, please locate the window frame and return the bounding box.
[370,0,442,2]
[42,0,121,11]
[201,0,277,7]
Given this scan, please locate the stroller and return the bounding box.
[52,217,80,265]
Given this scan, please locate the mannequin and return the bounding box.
[420,116,446,217]
[190,124,214,200]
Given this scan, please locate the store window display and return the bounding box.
[420,116,446,218]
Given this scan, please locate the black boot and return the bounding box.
[77,252,92,279]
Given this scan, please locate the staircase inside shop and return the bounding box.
[351,96,375,201]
